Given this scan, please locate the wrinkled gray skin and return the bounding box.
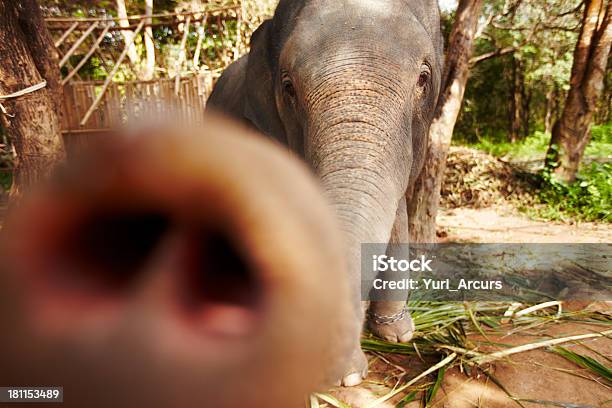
[207,0,443,387]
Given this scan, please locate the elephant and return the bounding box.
[0,115,354,407]
[207,0,444,386]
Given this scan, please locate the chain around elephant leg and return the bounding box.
[367,301,415,343]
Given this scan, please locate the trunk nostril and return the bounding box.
[59,209,171,293]
[178,227,264,336]
[45,207,265,336]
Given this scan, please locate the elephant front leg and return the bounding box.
[367,196,416,343]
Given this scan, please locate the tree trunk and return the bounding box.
[0,0,64,197]
[510,54,524,142]
[522,86,532,137]
[407,0,484,243]
[116,0,141,68]
[143,0,156,80]
[17,0,62,113]
[595,57,611,123]
[546,0,612,182]
[544,86,555,134]
[607,85,612,123]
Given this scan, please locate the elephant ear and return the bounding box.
[243,20,287,143]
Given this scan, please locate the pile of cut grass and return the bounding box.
[442,144,611,222]
[441,147,538,210]
[446,125,612,223]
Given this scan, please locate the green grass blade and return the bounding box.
[395,391,418,408]
[550,346,612,383]
[425,365,447,406]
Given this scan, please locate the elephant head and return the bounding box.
[208,0,444,386]
[0,115,354,407]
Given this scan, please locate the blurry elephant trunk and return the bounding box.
[0,115,353,408]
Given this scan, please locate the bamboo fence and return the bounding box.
[60,74,214,150]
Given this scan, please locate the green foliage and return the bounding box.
[459,123,611,223]
[0,171,12,193]
[591,123,612,144]
[535,161,611,222]
[455,0,583,141]
[456,54,513,139]
[586,123,612,158]
[0,127,12,193]
[464,124,612,162]
[465,130,551,160]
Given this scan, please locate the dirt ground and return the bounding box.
[438,207,611,243]
[431,320,611,408]
[330,207,611,408]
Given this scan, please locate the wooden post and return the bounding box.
[80,20,144,126]
[54,21,79,48]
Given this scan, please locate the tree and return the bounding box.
[0,0,64,197]
[544,85,559,134]
[546,0,612,182]
[407,0,485,242]
[116,0,141,67]
[143,0,156,80]
[510,53,527,141]
[456,0,584,142]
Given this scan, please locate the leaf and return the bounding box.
[425,365,447,406]
[550,346,612,383]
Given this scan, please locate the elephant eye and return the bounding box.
[281,70,296,102]
[417,70,430,88]
[417,62,432,90]
[281,75,297,101]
